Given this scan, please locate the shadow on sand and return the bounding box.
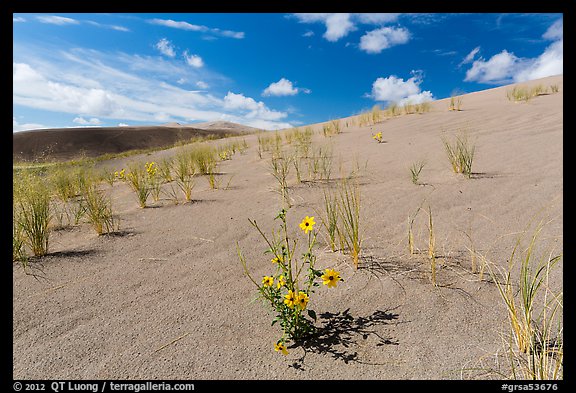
[289,308,400,370]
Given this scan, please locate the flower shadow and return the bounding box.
[289,308,400,370]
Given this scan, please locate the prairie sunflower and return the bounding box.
[274,342,288,355]
[299,216,315,234]
[262,276,274,287]
[321,268,342,288]
[284,290,297,308]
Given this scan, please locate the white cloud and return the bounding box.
[461,46,480,65]
[464,50,520,84]
[303,30,314,37]
[464,19,563,84]
[262,78,300,96]
[223,92,287,121]
[155,38,176,57]
[73,116,102,125]
[514,39,563,82]
[355,14,401,24]
[36,15,79,25]
[292,13,402,42]
[359,27,410,54]
[543,19,563,41]
[13,17,26,23]
[118,123,130,127]
[85,20,130,32]
[13,46,293,131]
[184,51,204,68]
[369,72,433,104]
[148,18,205,31]
[13,117,46,132]
[147,18,244,39]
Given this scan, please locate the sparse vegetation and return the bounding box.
[442,129,476,178]
[485,220,563,380]
[409,160,426,184]
[448,95,463,111]
[338,178,362,269]
[15,175,52,257]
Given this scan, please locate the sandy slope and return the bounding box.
[12,75,562,380]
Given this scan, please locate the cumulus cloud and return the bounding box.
[155,38,176,57]
[196,81,209,89]
[223,92,287,121]
[464,19,563,84]
[147,18,244,39]
[292,13,402,42]
[36,15,80,25]
[369,71,433,105]
[359,27,410,54]
[73,116,102,125]
[262,78,301,96]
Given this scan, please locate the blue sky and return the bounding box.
[13,13,563,131]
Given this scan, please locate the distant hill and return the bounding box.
[13,123,257,163]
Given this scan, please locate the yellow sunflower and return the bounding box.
[274,342,288,355]
[284,290,297,308]
[262,276,274,287]
[321,268,342,288]
[299,216,316,234]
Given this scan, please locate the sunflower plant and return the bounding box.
[238,209,343,355]
[372,132,384,143]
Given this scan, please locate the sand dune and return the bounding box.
[13,123,257,163]
[13,75,562,380]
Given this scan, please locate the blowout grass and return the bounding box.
[15,175,51,257]
[442,129,476,178]
[485,220,563,380]
[80,182,117,235]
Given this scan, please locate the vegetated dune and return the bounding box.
[12,75,562,380]
[12,121,258,163]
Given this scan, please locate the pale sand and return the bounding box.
[13,75,562,380]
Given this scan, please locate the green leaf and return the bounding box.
[307,309,317,321]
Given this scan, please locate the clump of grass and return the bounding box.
[80,183,117,235]
[486,220,563,380]
[338,178,362,269]
[550,84,559,93]
[15,175,51,257]
[358,111,372,127]
[384,102,402,117]
[427,205,437,286]
[442,129,476,178]
[50,167,79,202]
[125,163,151,208]
[448,95,463,111]
[409,160,426,185]
[320,187,340,253]
[173,150,196,202]
[415,101,431,113]
[371,105,382,124]
[158,158,174,183]
[270,152,292,209]
[403,101,415,115]
[13,214,28,267]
